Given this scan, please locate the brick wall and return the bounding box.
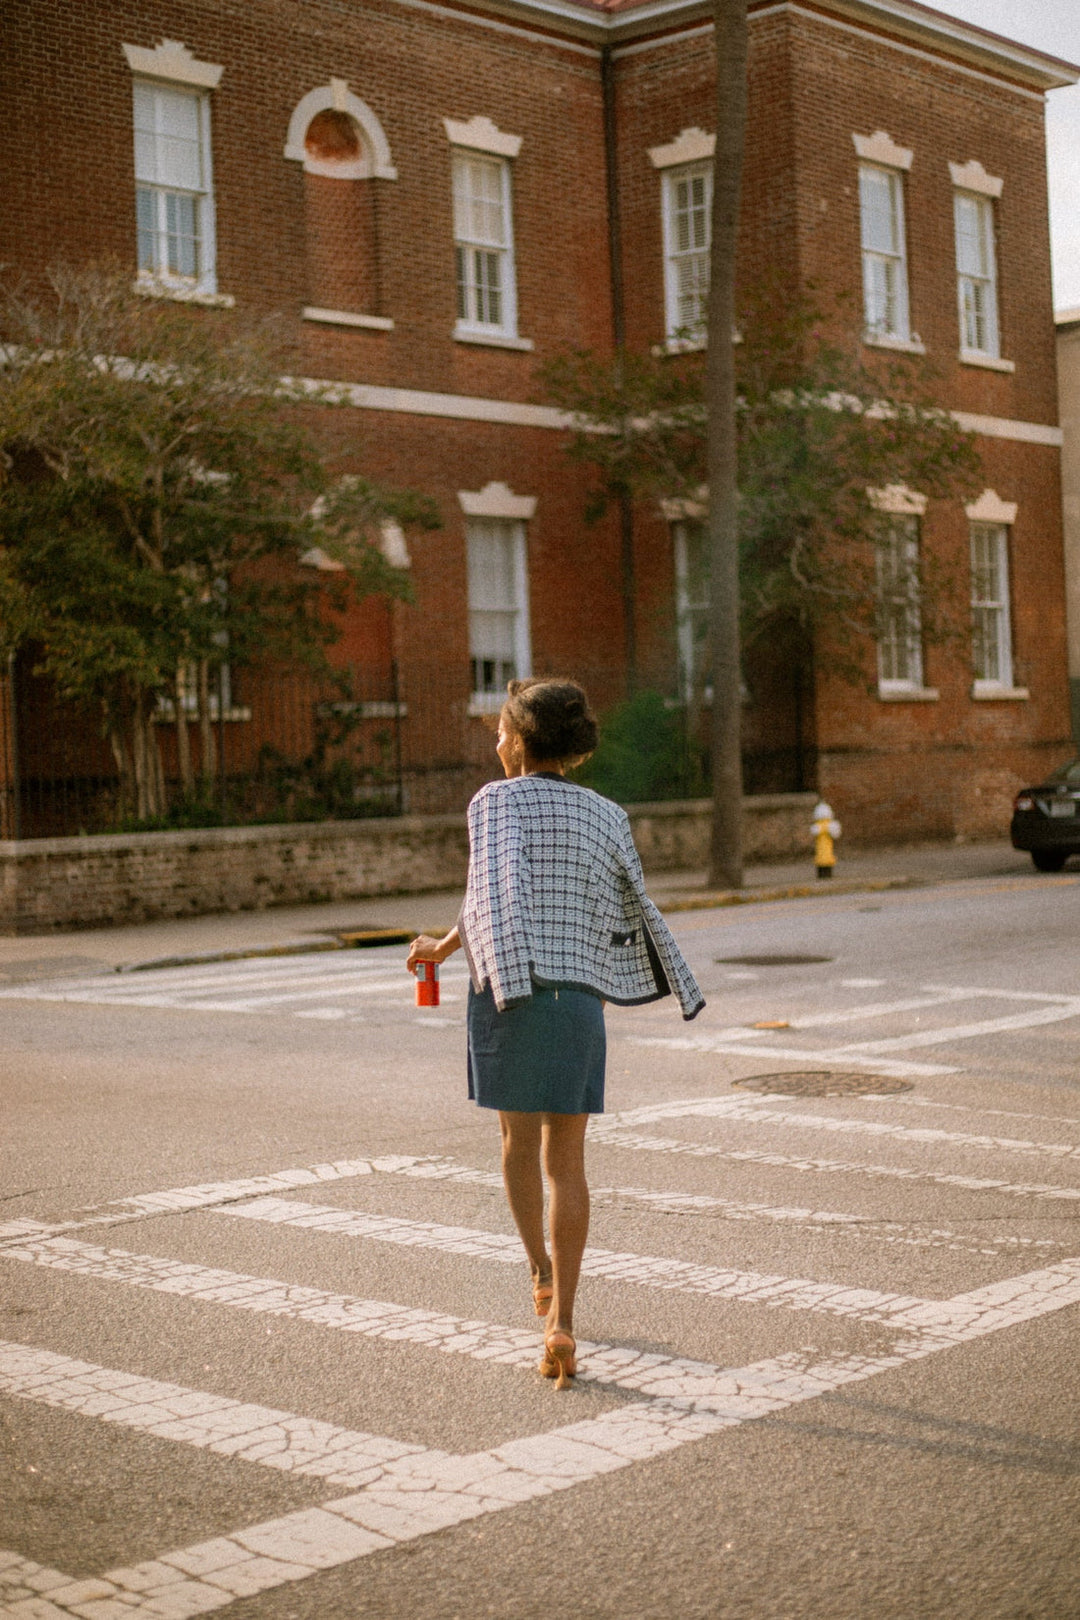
[0,796,815,933]
[1,0,1072,843]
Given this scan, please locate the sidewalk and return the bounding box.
[0,838,1047,981]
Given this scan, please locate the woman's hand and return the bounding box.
[406,927,461,974]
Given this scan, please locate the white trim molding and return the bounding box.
[959,350,1015,373]
[949,159,1003,199]
[303,307,394,331]
[284,83,397,179]
[952,411,1062,446]
[453,328,534,351]
[853,130,913,171]
[659,492,708,521]
[458,481,537,519]
[867,484,927,515]
[972,686,1028,701]
[648,127,716,169]
[443,116,522,158]
[864,331,925,354]
[965,489,1018,525]
[121,39,223,89]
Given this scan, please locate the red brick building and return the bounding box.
[2,0,1077,841]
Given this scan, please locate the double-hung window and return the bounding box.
[453,152,517,339]
[467,518,531,709]
[134,80,216,293]
[876,516,924,691]
[970,521,1013,690]
[662,165,712,342]
[954,191,1000,358]
[859,164,910,342]
[673,520,710,700]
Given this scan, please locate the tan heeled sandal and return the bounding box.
[532,1279,554,1317]
[539,1330,577,1390]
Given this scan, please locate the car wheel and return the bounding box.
[1031,850,1068,872]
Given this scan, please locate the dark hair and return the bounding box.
[502,677,598,764]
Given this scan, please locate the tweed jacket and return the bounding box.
[458,774,704,1019]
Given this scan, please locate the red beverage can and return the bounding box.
[415,960,440,1007]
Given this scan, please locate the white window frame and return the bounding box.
[452,150,519,343]
[133,79,218,297]
[661,163,712,345]
[859,163,911,344]
[970,521,1014,692]
[954,190,1000,360]
[466,518,531,713]
[875,515,925,693]
[673,520,710,701]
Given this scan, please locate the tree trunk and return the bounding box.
[131,692,166,821]
[197,659,216,785]
[175,671,194,797]
[706,0,748,889]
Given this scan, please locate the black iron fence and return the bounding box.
[0,653,813,840]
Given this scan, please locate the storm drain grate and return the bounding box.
[716,954,834,967]
[733,1070,913,1097]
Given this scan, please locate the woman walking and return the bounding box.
[407,678,703,1388]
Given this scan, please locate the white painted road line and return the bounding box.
[603,1097,1080,1166]
[4,1251,1080,1616]
[217,1196,933,1326]
[586,1126,1080,1204]
[2,1148,1059,1263]
[628,1035,958,1078]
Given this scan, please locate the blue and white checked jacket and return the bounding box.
[458,774,704,1019]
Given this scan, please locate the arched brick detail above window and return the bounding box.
[284,81,397,179]
[286,82,394,327]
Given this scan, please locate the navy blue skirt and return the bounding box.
[467,981,606,1114]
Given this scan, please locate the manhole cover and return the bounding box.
[733,1071,913,1097]
[716,954,834,967]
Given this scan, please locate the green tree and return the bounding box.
[543,287,982,832]
[0,265,438,820]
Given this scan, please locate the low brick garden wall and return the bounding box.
[0,793,817,933]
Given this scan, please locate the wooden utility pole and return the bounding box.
[706,0,748,889]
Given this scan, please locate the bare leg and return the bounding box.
[498,1111,550,1293]
[542,1112,590,1334]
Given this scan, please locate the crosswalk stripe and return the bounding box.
[586,1125,1080,1203]
[628,1035,958,1078]
[602,1097,1080,1164]
[218,1195,931,1325]
[4,1247,1080,1617]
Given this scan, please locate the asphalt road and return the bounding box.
[2,868,1080,1619]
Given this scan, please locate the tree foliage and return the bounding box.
[542,286,983,672]
[0,265,439,819]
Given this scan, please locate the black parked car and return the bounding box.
[1011,758,1080,870]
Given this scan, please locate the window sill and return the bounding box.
[877,687,940,702]
[863,331,926,355]
[453,326,534,352]
[303,306,394,331]
[959,350,1015,374]
[654,335,707,356]
[153,706,251,723]
[972,684,1029,701]
[134,276,235,309]
[469,694,507,716]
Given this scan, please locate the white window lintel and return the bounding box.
[444,116,522,159]
[867,484,927,516]
[949,159,1003,199]
[966,489,1018,524]
[649,127,716,170]
[122,39,223,89]
[285,83,397,179]
[853,131,913,171]
[458,482,536,520]
[660,491,708,521]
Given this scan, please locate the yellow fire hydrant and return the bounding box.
[811,800,841,880]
